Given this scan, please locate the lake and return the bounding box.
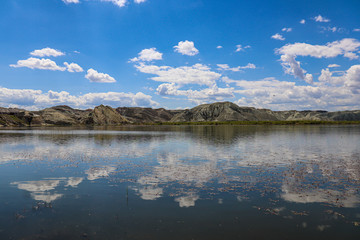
[0,125,360,239]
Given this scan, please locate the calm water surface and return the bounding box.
[0,125,360,239]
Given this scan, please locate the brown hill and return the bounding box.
[170,102,278,122]
[116,107,182,123]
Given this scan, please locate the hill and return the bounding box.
[1,102,360,127]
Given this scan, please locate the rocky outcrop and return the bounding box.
[274,110,360,121]
[0,107,41,127]
[116,107,182,123]
[273,110,330,121]
[170,102,278,122]
[0,105,129,126]
[36,105,91,125]
[83,105,129,125]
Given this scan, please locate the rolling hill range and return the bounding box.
[1,102,360,127]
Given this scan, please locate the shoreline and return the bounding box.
[1,120,360,128]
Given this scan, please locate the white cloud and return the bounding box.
[319,65,360,93]
[314,15,330,22]
[134,0,146,3]
[271,33,285,41]
[101,0,127,7]
[235,45,251,52]
[217,63,256,72]
[30,47,65,57]
[174,40,199,56]
[62,0,80,3]
[300,19,306,24]
[156,83,234,104]
[277,38,360,83]
[280,54,313,84]
[0,87,159,110]
[328,64,340,68]
[235,44,243,52]
[10,57,66,71]
[216,46,223,49]
[135,63,221,86]
[282,28,292,32]
[223,63,360,111]
[85,68,116,83]
[354,29,360,32]
[278,38,360,59]
[321,26,343,33]
[130,48,163,62]
[64,62,84,72]
[328,26,338,32]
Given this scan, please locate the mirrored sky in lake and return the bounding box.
[1,125,360,239]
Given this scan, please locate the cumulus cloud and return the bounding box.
[216,46,223,49]
[271,33,285,41]
[135,63,221,86]
[223,62,360,111]
[280,54,313,84]
[0,87,159,110]
[64,62,84,72]
[85,68,116,83]
[217,63,256,72]
[156,83,234,104]
[174,40,199,56]
[101,0,127,7]
[319,65,360,93]
[314,15,330,22]
[282,28,292,32]
[30,47,65,57]
[300,19,306,24]
[354,29,360,32]
[130,48,163,62]
[277,38,360,83]
[328,64,340,68]
[277,38,360,59]
[134,0,146,3]
[10,57,66,71]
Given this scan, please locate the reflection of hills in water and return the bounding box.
[2,126,360,208]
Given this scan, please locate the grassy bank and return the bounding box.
[139,120,360,126]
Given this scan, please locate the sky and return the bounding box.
[1,0,360,111]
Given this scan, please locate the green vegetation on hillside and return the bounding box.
[141,120,360,126]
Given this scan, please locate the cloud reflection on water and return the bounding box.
[11,177,83,203]
[2,126,360,208]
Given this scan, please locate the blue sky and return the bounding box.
[1,0,360,110]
